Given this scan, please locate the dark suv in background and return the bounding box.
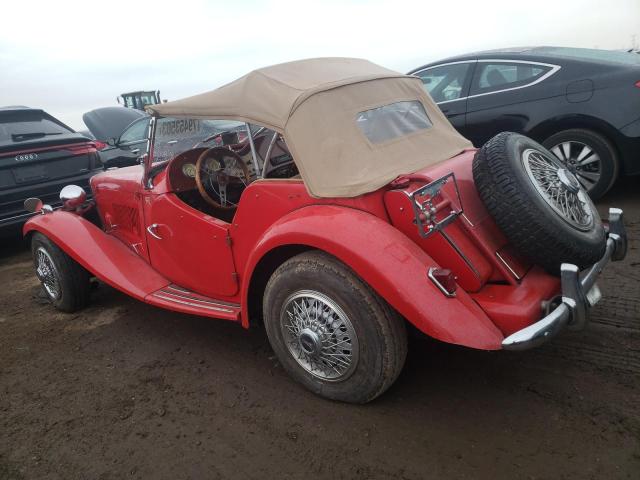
[409,47,640,198]
[0,107,101,236]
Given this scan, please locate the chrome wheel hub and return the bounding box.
[522,148,595,231]
[35,247,61,300]
[298,328,322,355]
[280,290,358,381]
[557,168,580,194]
[550,140,601,192]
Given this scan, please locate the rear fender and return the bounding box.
[23,211,169,300]
[242,205,503,350]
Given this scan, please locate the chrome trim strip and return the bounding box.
[440,230,481,281]
[412,59,561,105]
[245,123,262,178]
[0,203,63,224]
[143,116,157,189]
[262,130,278,178]
[495,250,522,280]
[158,289,232,307]
[162,285,240,308]
[151,292,235,313]
[460,212,475,227]
[410,59,477,76]
[428,267,456,297]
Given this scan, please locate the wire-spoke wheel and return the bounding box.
[35,246,62,300]
[522,148,594,231]
[31,233,91,313]
[263,251,407,403]
[542,129,619,200]
[280,290,358,381]
[473,132,605,275]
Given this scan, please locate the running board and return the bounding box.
[146,284,241,322]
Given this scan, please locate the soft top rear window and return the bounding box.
[356,100,432,144]
[0,110,72,144]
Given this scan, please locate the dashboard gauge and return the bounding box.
[204,158,222,172]
[182,163,197,178]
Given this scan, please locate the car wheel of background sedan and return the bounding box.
[262,251,407,404]
[31,232,91,313]
[472,132,606,275]
[542,129,619,200]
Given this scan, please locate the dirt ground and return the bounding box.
[1,179,638,480]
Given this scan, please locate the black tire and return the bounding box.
[542,128,619,200]
[263,251,407,404]
[473,132,606,275]
[31,232,91,313]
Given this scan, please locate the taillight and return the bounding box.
[65,143,98,155]
[428,267,457,297]
[94,140,108,150]
[635,80,640,88]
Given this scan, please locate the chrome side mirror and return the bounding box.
[60,185,87,210]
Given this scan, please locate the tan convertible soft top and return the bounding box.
[148,58,471,197]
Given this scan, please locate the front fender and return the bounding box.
[24,211,169,300]
[242,205,503,350]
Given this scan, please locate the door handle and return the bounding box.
[147,223,162,240]
[131,148,140,154]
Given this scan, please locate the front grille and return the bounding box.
[111,204,140,235]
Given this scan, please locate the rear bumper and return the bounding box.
[501,208,627,351]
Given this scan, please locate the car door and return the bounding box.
[143,192,239,298]
[464,60,561,146]
[100,118,149,168]
[412,61,475,132]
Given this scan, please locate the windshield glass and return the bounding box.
[152,118,247,163]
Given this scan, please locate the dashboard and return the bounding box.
[166,147,207,193]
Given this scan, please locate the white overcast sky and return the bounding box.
[1,0,638,130]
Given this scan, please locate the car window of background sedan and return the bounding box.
[471,62,549,95]
[416,63,472,103]
[119,119,148,143]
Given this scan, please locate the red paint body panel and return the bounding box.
[471,267,560,335]
[384,189,493,292]
[420,151,533,284]
[143,192,239,298]
[23,211,241,321]
[90,165,150,261]
[240,205,504,350]
[24,148,565,351]
[24,211,168,300]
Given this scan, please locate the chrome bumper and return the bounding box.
[502,208,627,351]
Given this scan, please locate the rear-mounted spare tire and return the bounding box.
[472,132,606,275]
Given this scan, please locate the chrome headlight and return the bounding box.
[60,185,87,210]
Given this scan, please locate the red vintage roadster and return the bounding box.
[23,58,627,403]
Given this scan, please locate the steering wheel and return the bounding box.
[195,147,251,210]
